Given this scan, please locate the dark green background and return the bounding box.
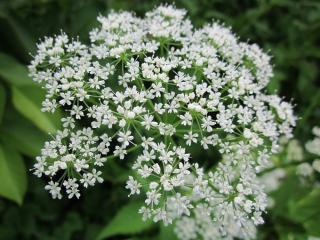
[0,0,319,239]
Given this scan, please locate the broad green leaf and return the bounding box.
[158,223,178,240]
[4,15,35,54]
[0,144,27,205]
[0,82,5,123]
[271,172,312,218]
[11,85,61,133]
[0,52,35,86]
[290,188,320,236]
[0,108,47,157]
[290,188,320,221]
[97,201,153,240]
[0,12,35,57]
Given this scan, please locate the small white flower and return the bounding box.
[114,145,127,160]
[126,176,141,196]
[184,132,198,146]
[145,190,161,206]
[297,163,313,177]
[45,181,62,199]
[141,115,157,130]
[312,159,320,173]
[117,131,134,147]
[70,105,84,119]
[179,112,192,126]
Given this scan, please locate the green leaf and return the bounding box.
[290,188,320,222]
[0,52,35,86]
[290,188,320,236]
[11,85,61,133]
[0,144,27,205]
[271,172,312,218]
[0,82,5,123]
[158,223,178,240]
[97,201,153,240]
[0,12,35,57]
[0,108,47,157]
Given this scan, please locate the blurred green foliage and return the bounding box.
[0,0,319,239]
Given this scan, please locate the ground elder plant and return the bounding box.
[29,5,296,239]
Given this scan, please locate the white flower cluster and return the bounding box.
[175,148,269,240]
[296,126,320,177]
[305,126,320,157]
[33,128,104,199]
[29,5,296,239]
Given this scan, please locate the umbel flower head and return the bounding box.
[29,5,296,239]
